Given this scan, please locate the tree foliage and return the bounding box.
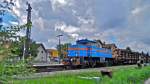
[147,52,149,56]
[0,58,35,83]
[29,40,39,58]
[126,46,132,52]
[0,3,35,83]
[56,43,71,58]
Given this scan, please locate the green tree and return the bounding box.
[126,46,132,52]
[141,51,145,55]
[146,52,149,56]
[0,4,35,82]
[29,40,39,58]
[56,43,71,58]
[0,45,12,61]
[10,37,39,59]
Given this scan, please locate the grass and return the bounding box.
[101,66,150,84]
[11,71,100,84]
[11,65,150,84]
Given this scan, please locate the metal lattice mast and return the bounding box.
[25,2,32,58]
[57,34,63,63]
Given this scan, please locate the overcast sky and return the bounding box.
[1,0,150,53]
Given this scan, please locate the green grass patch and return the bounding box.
[12,66,150,84]
[12,71,100,84]
[101,66,150,84]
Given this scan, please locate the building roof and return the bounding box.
[37,43,47,52]
[46,49,57,52]
[102,43,117,49]
[95,40,103,45]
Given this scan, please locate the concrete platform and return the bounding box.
[32,63,64,67]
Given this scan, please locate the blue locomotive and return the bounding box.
[64,39,113,67]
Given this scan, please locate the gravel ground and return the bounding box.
[145,78,150,84]
[13,65,136,80]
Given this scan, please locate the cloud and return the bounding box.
[12,0,20,17]
[33,17,44,30]
[50,0,73,11]
[4,0,150,53]
[131,7,142,15]
[51,0,68,6]
[131,5,150,16]
[55,22,79,33]
[16,31,26,37]
[69,33,79,39]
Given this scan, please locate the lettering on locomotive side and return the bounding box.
[96,49,112,54]
[68,48,88,50]
[68,48,112,54]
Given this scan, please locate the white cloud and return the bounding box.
[33,17,45,30]
[55,0,67,5]
[16,31,26,37]
[50,0,73,10]
[55,22,79,33]
[20,15,26,24]
[77,16,95,25]
[132,6,146,15]
[9,21,18,25]
[131,7,142,15]
[5,0,150,53]
[69,33,79,39]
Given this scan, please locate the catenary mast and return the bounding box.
[25,2,32,58]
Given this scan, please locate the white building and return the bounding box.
[34,44,50,63]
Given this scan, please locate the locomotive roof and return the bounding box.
[76,39,96,44]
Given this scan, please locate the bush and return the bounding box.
[0,58,35,83]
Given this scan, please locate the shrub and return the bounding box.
[0,58,35,83]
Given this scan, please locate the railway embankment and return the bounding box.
[11,65,150,84]
[13,65,135,79]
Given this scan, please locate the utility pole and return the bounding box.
[0,15,3,28]
[0,10,4,44]
[57,34,63,63]
[25,2,32,58]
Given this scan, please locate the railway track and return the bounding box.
[32,64,136,73]
[32,64,77,72]
[13,64,136,80]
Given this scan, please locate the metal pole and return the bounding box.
[0,10,4,43]
[22,39,26,62]
[57,34,63,64]
[25,2,32,58]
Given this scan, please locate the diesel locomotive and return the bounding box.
[63,39,150,67]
